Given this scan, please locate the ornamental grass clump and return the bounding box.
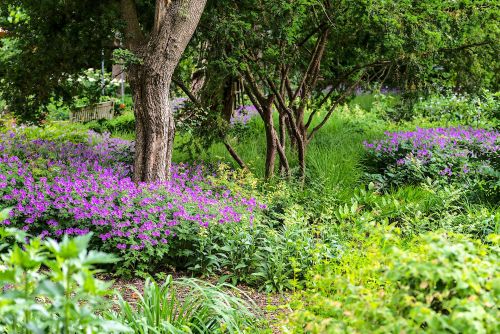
[114,276,258,333]
[363,127,499,201]
[0,130,265,272]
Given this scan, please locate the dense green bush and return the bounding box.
[0,118,89,143]
[373,90,499,126]
[319,183,499,240]
[410,90,499,127]
[85,111,135,135]
[283,226,500,333]
[183,204,339,292]
[0,224,128,333]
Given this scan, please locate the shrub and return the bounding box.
[363,127,500,202]
[373,90,499,126]
[0,119,89,143]
[185,205,340,292]
[86,111,135,135]
[410,90,499,126]
[113,276,259,333]
[320,183,499,240]
[283,227,500,333]
[0,224,128,333]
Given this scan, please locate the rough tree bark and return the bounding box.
[121,0,207,182]
[262,96,277,179]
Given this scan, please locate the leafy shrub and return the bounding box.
[373,90,499,126]
[283,227,500,333]
[185,205,340,292]
[86,111,135,135]
[0,119,89,143]
[113,276,259,333]
[364,127,500,202]
[321,183,499,240]
[0,225,128,333]
[411,90,499,126]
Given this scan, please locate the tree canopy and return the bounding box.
[0,0,498,180]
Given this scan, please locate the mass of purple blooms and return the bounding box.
[0,130,264,254]
[230,105,259,125]
[363,127,499,189]
[365,127,499,157]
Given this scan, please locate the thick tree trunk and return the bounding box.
[121,0,207,182]
[129,66,174,182]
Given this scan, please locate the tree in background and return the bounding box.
[0,0,207,182]
[180,0,498,180]
[1,0,498,182]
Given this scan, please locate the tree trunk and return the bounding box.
[222,77,236,122]
[278,113,289,175]
[121,0,207,182]
[263,96,277,179]
[129,66,174,182]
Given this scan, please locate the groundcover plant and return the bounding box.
[363,127,500,200]
[0,129,265,270]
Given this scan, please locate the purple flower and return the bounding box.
[0,129,266,256]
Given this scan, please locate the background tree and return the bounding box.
[180,0,498,180]
[0,0,207,182]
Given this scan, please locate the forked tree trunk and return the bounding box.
[121,0,207,182]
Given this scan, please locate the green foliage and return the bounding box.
[410,90,500,127]
[169,202,339,293]
[112,276,259,333]
[283,227,500,333]
[86,111,135,135]
[112,48,144,68]
[0,120,90,143]
[0,0,120,123]
[320,182,499,241]
[376,90,500,126]
[0,225,128,333]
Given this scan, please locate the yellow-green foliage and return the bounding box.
[0,118,89,143]
[282,225,499,334]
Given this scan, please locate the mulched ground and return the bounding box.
[99,271,292,333]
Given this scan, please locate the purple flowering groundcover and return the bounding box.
[0,130,265,270]
[363,127,499,199]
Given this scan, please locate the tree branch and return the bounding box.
[224,140,248,170]
[172,76,201,105]
[307,79,361,142]
[120,0,145,50]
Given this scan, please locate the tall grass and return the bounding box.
[186,104,386,201]
[113,276,259,334]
